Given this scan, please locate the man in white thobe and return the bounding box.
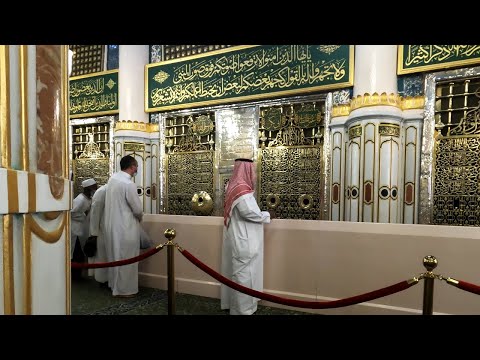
[221,158,271,315]
[88,184,108,285]
[71,178,97,280]
[104,155,143,297]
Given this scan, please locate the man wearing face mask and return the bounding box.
[103,155,143,297]
[71,178,97,280]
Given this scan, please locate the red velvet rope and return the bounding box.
[452,280,480,296]
[179,248,417,309]
[71,245,164,269]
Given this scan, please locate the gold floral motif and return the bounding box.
[348,125,362,139]
[106,78,116,89]
[350,92,402,111]
[378,124,400,137]
[78,133,105,159]
[402,96,425,110]
[318,45,341,55]
[153,70,170,84]
[191,115,214,136]
[115,121,158,133]
[331,105,350,118]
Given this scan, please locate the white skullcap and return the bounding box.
[81,178,96,188]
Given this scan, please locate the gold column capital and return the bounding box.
[350,92,403,111]
[115,120,158,133]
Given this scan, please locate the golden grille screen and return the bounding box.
[258,101,325,220]
[71,123,110,198]
[163,45,232,60]
[72,123,110,159]
[69,45,105,76]
[433,77,480,226]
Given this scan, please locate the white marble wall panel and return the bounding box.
[330,128,344,221]
[150,138,159,214]
[403,111,423,224]
[215,107,257,215]
[377,125,400,223]
[30,213,67,315]
[363,123,376,222]
[0,170,8,213]
[350,140,361,222]
[9,45,21,170]
[27,46,37,173]
[114,134,155,213]
[35,174,70,212]
[12,214,23,314]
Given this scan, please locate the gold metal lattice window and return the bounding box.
[72,123,110,159]
[72,123,111,197]
[165,112,216,216]
[258,101,325,220]
[163,45,232,60]
[69,45,105,76]
[433,77,480,226]
[165,113,215,153]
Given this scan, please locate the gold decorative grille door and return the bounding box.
[259,101,325,220]
[433,77,480,226]
[72,122,110,197]
[165,113,215,216]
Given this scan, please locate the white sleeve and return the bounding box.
[126,183,143,221]
[89,191,105,236]
[71,196,88,222]
[235,193,270,224]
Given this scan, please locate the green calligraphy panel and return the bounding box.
[398,45,480,75]
[69,70,119,118]
[146,45,354,112]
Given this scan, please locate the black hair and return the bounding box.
[235,158,253,163]
[120,155,137,170]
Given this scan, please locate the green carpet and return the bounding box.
[71,277,313,315]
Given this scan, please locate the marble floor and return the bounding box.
[71,277,313,315]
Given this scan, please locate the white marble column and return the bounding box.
[119,45,149,123]
[353,45,398,96]
[115,45,157,213]
[0,45,71,314]
[344,45,403,223]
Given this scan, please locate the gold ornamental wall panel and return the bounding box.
[71,121,111,197]
[167,151,214,215]
[258,101,325,220]
[260,146,322,220]
[433,77,480,226]
[165,112,216,216]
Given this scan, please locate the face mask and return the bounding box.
[133,172,137,177]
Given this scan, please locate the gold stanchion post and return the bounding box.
[165,228,177,315]
[422,255,437,315]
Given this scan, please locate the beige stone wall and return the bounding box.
[140,214,480,315]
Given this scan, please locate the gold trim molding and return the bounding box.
[115,120,159,133]
[3,215,15,314]
[331,94,426,118]
[331,105,350,118]
[401,96,425,110]
[350,92,402,111]
[27,212,66,244]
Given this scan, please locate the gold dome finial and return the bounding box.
[423,255,438,272]
[164,228,176,241]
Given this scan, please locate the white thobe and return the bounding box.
[104,171,143,296]
[221,192,270,315]
[89,185,108,283]
[70,193,91,259]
